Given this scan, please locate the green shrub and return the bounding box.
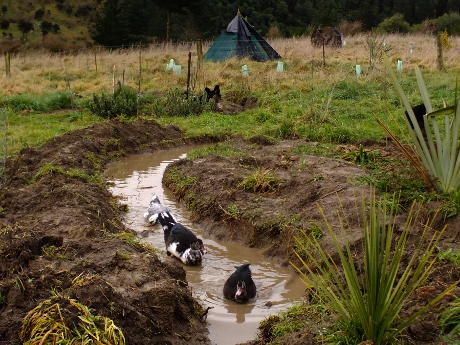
[151,88,215,117]
[377,13,411,33]
[88,85,138,118]
[1,92,74,112]
[433,12,460,34]
[441,299,460,337]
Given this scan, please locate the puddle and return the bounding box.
[105,147,306,345]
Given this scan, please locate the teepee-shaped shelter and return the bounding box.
[204,11,281,62]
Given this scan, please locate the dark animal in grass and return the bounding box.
[223,263,257,303]
[143,193,175,225]
[311,26,343,48]
[157,209,205,265]
[204,85,221,102]
[405,103,427,135]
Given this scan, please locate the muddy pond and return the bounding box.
[105,147,305,345]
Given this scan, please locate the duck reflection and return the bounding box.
[224,300,256,323]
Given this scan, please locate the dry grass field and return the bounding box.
[0,34,459,96]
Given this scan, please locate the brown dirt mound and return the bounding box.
[163,139,460,345]
[0,119,214,344]
[163,140,368,264]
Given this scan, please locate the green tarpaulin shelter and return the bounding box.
[204,11,281,62]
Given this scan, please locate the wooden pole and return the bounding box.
[112,65,116,95]
[4,52,10,77]
[436,33,444,71]
[322,40,325,67]
[186,51,192,98]
[94,50,98,73]
[138,47,142,93]
[195,40,203,90]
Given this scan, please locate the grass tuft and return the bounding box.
[20,292,125,345]
[238,168,281,193]
[33,163,104,184]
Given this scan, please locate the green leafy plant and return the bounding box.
[89,85,138,118]
[293,192,458,345]
[151,88,215,117]
[381,64,460,193]
[441,298,460,337]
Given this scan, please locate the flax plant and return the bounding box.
[293,193,458,344]
[385,61,460,193]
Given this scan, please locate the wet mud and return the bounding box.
[105,147,306,345]
[0,120,218,344]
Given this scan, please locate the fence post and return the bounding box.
[186,51,192,98]
[138,46,142,93]
[4,52,11,77]
[112,65,116,95]
[94,50,98,73]
[322,40,325,67]
[436,33,444,71]
[194,40,203,90]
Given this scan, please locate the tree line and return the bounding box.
[93,0,460,46]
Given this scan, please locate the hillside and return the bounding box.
[0,0,97,50]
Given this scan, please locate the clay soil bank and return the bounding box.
[0,119,219,344]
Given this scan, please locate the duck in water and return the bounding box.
[149,196,205,265]
[223,263,257,303]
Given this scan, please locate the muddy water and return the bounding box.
[105,147,306,345]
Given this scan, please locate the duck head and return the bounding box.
[235,281,248,303]
[184,247,203,265]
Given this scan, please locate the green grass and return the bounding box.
[187,143,245,159]
[156,69,458,145]
[238,168,281,193]
[259,303,327,343]
[1,92,76,112]
[438,249,460,266]
[33,163,103,184]
[4,109,100,155]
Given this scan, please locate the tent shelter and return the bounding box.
[204,11,281,62]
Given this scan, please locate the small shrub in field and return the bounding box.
[150,88,215,117]
[89,85,138,118]
[238,168,281,193]
[433,12,460,35]
[1,92,74,112]
[377,13,410,33]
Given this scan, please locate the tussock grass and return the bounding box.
[238,168,281,193]
[19,293,125,345]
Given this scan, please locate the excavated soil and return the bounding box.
[163,140,368,264]
[163,139,460,345]
[0,119,218,344]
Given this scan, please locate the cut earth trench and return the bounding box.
[0,118,458,345]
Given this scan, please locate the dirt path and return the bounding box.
[0,120,218,344]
